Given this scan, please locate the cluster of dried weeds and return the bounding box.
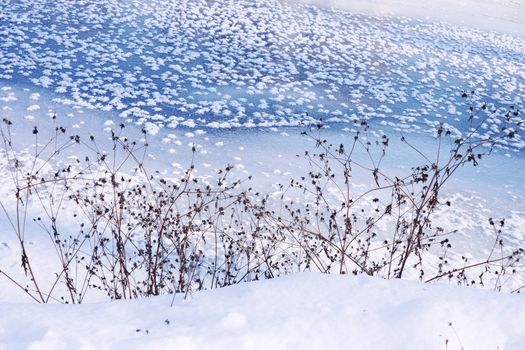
[0,95,523,303]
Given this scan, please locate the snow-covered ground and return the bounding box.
[1,273,525,350]
[289,0,525,37]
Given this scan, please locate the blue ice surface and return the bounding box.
[0,0,523,144]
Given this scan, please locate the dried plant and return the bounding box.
[0,92,523,303]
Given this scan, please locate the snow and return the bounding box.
[1,273,524,349]
[289,0,525,37]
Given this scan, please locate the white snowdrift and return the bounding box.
[288,0,525,36]
[1,273,524,350]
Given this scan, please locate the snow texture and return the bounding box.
[0,0,524,143]
[289,0,525,37]
[1,273,525,349]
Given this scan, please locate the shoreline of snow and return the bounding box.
[1,273,525,349]
[287,0,525,37]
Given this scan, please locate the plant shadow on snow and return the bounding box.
[0,92,523,304]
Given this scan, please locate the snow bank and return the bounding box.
[288,0,525,36]
[1,273,524,349]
